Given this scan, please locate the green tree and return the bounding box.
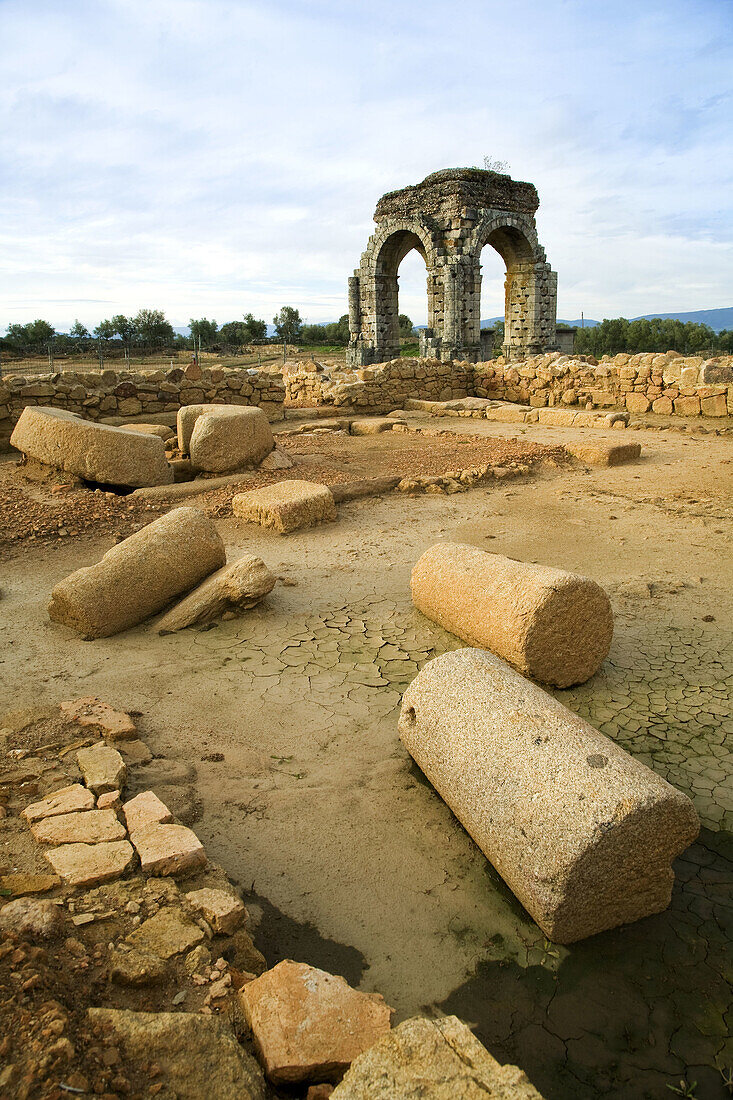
[5,319,55,348]
[219,320,248,347]
[93,319,116,341]
[273,306,302,345]
[242,313,267,342]
[189,318,218,347]
[398,313,414,338]
[112,314,136,345]
[69,320,90,340]
[133,309,175,347]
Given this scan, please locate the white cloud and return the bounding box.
[0,0,731,330]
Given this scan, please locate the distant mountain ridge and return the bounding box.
[479,307,733,333]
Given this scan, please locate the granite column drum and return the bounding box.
[398,649,700,943]
[411,542,613,687]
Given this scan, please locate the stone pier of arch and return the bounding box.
[346,168,558,366]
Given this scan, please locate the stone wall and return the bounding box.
[284,358,474,413]
[1,351,730,452]
[474,352,733,418]
[0,366,286,449]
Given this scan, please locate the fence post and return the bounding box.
[98,339,103,371]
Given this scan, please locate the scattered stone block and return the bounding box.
[240,960,393,1085]
[122,422,175,441]
[177,403,221,452]
[127,908,204,959]
[329,477,401,502]
[123,791,173,833]
[0,898,65,939]
[97,790,122,811]
[259,448,294,470]
[44,840,135,887]
[156,554,276,634]
[131,823,206,876]
[565,441,641,466]
[87,1009,266,1100]
[411,542,613,687]
[116,740,153,766]
[189,406,274,473]
[59,697,137,740]
[109,945,169,985]
[399,648,700,943]
[48,507,226,638]
[0,873,61,897]
[186,888,246,934]
[349,417,405,434]
[76,745,127,795]
[10,406,173,487]
[31,808,127,845]
[232,480,336,534]
[23,784,95,824]
[330,1015,544,1099]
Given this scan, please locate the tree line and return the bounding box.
[574,317,733,357]
[1,306,416,356]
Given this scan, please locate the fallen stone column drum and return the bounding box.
[398,649,699,943]
[411,542,613,687]
[48,507,226,638]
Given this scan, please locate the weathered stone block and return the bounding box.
[399,649,700,943]
[232,480,336,534]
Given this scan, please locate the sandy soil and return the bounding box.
[1,417,732,1098]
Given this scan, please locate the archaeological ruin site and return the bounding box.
[1,168,731,1100]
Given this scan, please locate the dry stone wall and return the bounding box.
[474,351,733,418]
[0,366,285,450]
[1,350,730,451]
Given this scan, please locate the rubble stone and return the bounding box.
[240,960,392,1084]
[88,1009,266,1099]
[0,873,61,896]
[349,417,404,434]
[23,784,95,823]
[44,840,135,887]
[109,945,169,985]
[232,480,337,534]
[31,808,127,845]
[76,745,126,795]
[59,696,137,740]
[189,406,274,473]
[131,823,206,876]
[122,790,173,833]
[185,888,246,934]
[48,507,226,638]
[399,648,700,943]
[0,897,65,939]
[330,1015,544,1099]
[10,406,173,486]
[126,908,204,959]
[156,553,276,634]
[411,542,613,687]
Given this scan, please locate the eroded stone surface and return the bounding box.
[156,554,276,634]
[411,542,614,687]
[189,406,274,473]
[232,480,337,534]
[331,1015,544,1098]
[59,696,137,740]
[88,1009,266,1099]
[565,441,642,466]
[185,888,246,934]
[22,784,95,823]
[240,960,393,1084]
[126,908,204,959]
[122,791,173,834]
[399,648,700,943]
[131,823,206,876]
[31,808,126,846]
[48,507,226,638]
[76,745,126,795]
[0,898,65,939]
[44,840,135,887]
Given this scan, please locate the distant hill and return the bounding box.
[481,308,733,332]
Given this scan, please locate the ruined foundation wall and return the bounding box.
[0,367,286,450]
[1,351,730,451]
[474,352,733,418]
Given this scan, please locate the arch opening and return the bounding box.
[478,243,507,360]
[373,231,431,361]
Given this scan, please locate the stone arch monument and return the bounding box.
[346,168,557,366]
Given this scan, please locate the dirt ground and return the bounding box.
[1,416,732,1099]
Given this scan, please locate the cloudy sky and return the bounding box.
[1,0,731,332]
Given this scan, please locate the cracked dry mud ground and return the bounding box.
[1,421,732,1099]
